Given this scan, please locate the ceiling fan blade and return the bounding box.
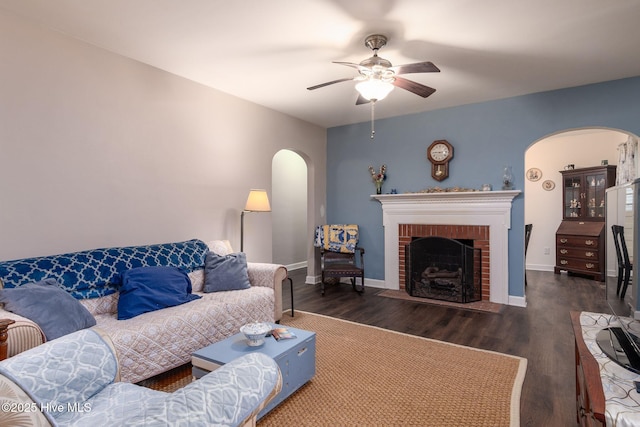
[393,76,436,98]
[391,61,440,75]
[355,94,370,105]
[307,77,355,91]
[334,61,373,74]
[333,61,363,70]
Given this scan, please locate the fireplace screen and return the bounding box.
[405,236,481,303]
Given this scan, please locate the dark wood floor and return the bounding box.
[281,269,628,427]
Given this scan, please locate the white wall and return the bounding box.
[272,150,307,269]
[0,11,326,264]
[525,129,627,272]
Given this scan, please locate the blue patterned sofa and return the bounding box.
[0,328,282,426]
[0,239,287,383]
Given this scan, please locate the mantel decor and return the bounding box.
[368,164,387,194]
[411,186,478,193]
[502,166,514,190]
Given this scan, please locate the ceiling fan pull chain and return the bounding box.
[370,100,376,139]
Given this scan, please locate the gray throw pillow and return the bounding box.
[203,251,251,292]
[0,278,96,340]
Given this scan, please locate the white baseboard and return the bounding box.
[304,276,389,289]
[364,278,390,289]
[508,295,527,307]
[526,264,555,272]
[527,264,620,279]
[305,275,320,285]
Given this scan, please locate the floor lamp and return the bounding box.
[240,189,271,252]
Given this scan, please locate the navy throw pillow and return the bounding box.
[117,266,201,320]
[0,278,96,340]
[203,251,251,293]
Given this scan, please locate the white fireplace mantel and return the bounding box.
[372,190,521,305]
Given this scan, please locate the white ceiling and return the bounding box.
[2,0,640,128]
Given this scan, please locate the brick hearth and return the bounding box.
[398,224,490,301]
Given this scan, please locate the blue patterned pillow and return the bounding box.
[117,266,201,320]
[0,278,96,340]
[203,252,251,292]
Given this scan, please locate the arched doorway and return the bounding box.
[272,149,308,270]
[524,128,637,285]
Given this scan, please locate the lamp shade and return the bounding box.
[244,189,271,212]
[355,79,394,101]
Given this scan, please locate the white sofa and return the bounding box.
[0,239,287,383]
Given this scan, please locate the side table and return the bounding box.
[192,324,315,419]
[571,311,640,426]
[571,311,605,426]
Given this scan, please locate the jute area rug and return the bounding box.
[261,311,526,426]
[140,311,527,426]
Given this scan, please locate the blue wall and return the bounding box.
[326,76,640,299]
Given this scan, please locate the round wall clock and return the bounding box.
[427,140,454,181]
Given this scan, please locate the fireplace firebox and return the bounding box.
[405,236,481,303]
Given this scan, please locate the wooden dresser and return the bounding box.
[555,165,616,281]
[555,221,605,281]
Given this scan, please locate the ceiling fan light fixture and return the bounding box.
[355,78,394,101]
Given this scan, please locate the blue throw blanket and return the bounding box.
[0,239,209,299]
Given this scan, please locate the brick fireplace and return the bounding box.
[399,224,490,300]
[372,190,520,305]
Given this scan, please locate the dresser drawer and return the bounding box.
[557,235,600,249]
[557,247,599,260]
[557,257,600,272]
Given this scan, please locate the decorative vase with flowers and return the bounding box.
[369,164,387,194]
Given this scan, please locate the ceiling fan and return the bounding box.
[307,34,440,105]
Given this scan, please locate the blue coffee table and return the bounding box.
[192,324,316,418]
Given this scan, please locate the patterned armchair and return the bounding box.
[0,328,282,427]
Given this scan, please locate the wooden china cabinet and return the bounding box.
[554,165,616,281]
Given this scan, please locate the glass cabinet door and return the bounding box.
[561,166,615,221]
[585,172,606,219]
[564,175,582,218]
